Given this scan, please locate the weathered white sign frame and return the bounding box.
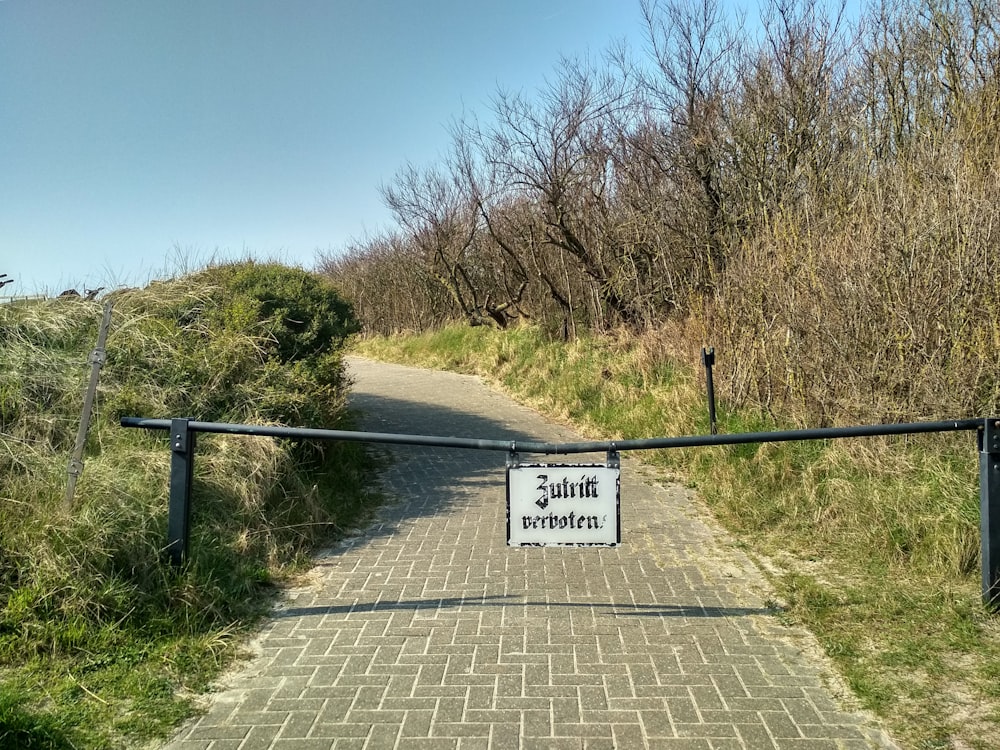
[506,461,620,546]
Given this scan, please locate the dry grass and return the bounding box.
[0,264,372,748]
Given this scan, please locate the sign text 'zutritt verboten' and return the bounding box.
[506,463,620,546]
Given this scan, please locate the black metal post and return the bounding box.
[702,347,718,435]
[166,418,196,568]
[981,418,1000,608]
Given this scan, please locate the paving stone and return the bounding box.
[186,726,250,741]
[611,723,647,747]
[157,358,900,750]
[736,721,777,750]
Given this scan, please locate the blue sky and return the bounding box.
[2,1,860,295]
[1,0,650,294]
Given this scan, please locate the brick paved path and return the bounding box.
[163,357,898,750]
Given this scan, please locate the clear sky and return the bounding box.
[1,0,650,295]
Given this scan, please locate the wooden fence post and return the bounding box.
[65,301,113,508]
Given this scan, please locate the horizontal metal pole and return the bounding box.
[120,416,984,455]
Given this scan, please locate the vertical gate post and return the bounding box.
[166,418,196,568]
[702,347,718,435]
[981,418,1000,608]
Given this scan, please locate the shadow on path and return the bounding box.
[275,595,775,619]
[343,387,587,541]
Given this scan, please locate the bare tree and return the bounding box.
[724,0,853,231]
[637,0,738,287]
[381,160,528,328]
[471,57,648,327]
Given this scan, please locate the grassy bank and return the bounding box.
[355,325,1000,750]
[0,263,378,749]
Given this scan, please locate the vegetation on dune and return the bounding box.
[0,262,371,748]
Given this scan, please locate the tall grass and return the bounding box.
[355,324,1000,750]
[0,263,375,748]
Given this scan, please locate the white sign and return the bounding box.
[506,463,620,546]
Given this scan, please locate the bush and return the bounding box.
[192,262,358,366]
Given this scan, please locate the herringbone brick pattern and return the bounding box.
[161,357,898,749]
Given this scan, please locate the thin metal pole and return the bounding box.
[980,419,1000,608]
[121,416,983,454]
[702,347,717,435]
[165,418,196,568]
[65,301,113,508]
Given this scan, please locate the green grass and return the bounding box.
[0,263,379,748]
[355,324,1000,750]
[0,680,77,750]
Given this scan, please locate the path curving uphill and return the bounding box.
[163,356,898,749]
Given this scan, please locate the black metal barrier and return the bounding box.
[121,415,1000,607]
